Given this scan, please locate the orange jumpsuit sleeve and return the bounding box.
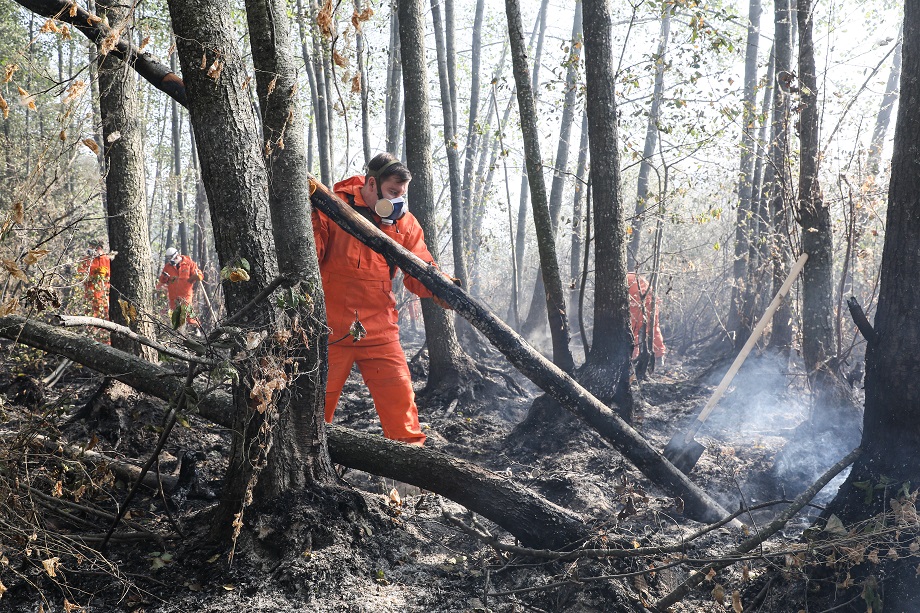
[156,268,169,289]
[398,217,436,299]
[311,209,329,263]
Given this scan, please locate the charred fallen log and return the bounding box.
[0,315,587,550]
[308,180,733,525]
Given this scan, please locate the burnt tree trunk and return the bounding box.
[866,29,902,178]
[398,0,476,392]
[822,6,920,609]
[169,52,188,255]
[245,0,337,492]
[766,0,794,352]
[96,0,156,360]
[506,0,574,373]
[577,0,634,418]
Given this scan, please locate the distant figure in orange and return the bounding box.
[78,239,111,319]
[156,247,204,327]
[627,272,666,360]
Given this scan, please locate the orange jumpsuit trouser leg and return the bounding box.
[324,340,425,446]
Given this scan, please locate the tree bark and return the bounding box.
[169,52,188,256]
[797,0,836,383]
[295,0,323,176]
[245,0,337,493]
[398,0,474,391]
[626,3,672,271]
[354,0,372,163]
[726,0,761,349]
[521,0,584,333]
[570,112,590,291]
[459,0,486,253]
[506,0,574,373]
[766,0,794,352]
[823,7,920,609]
[431,0,468,286]
[308,2,332,184]
[579,0,634,417]
[0,316,587,551]
[96,0,156,360]
[166,0,283,540]
[384,4,402,156]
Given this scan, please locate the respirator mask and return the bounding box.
[368,160,408,224]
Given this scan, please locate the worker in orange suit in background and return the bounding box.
[156,247,204,328]
[313,152,453,446]
[627,272,666,360]
[78,239,111,319]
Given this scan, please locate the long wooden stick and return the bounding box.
[678,253,808,442]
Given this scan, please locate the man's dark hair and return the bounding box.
[366,152,411,185]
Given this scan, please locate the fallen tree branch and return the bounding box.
[653,447,861,612]
[57,315,215,366]
[846,296,878,346]
[308,179,733,525]
[0,315,587,550]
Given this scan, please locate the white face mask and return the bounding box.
[374,196,407,224]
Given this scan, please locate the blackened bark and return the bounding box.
[96,0,155,360]
[766,0,794,352]
[726,0,761,349]
[398,0,473,390]
[580,0,634,417]
[824,6,920,609]
[166,0,280,539]
[506,0,574,372]
[797,0,835,381]
[245,0,336,491]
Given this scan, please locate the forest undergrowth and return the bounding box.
[0,335,898,613]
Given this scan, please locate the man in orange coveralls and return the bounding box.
[156,247,204,328]
[78,239,111,319]
[627,272,666,360]
[313,153,452,446]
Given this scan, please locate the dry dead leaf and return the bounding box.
[99,31,119,56]
[40,19,60,34]
[705,568,716,582]
[206,59,224,80]
[85,13,102,25]
[732,590,743,612]
[332,51,348,68]
[41,557,60,577]
[2,260,28,282]
[0,94,8,119]
[316,0,334,37]
[266,75,277,97]
[118,299,136,325]
[53,481,63,497]
[200,52,208,70]
[17,87,36,111]
[139,35,150,51]
[4,64,18,83]
[24,249,50,265]
[887,547,899,561]
[711,583,725,605]
[11,201,24,224]
[82,138,100,154]
[350,72,361,93]
[0,298,18,316]
[0,578,6,598]
[868,549,880,564]
[59,129,66,141]
[62,80,87,104]
[63,599,84,612]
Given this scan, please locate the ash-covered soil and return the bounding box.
[0,338,862,612]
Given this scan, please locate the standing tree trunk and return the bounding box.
[430,0,467,286]
[626,3,672,271]
[384,4,402,156]
[505,0,574,373]
[766,0,794,352]
[797,0,836,388]
[307,1,332,184]
[245,0,337,495]
[295,0,321,174]
[512,0,550,320]
[398,0,475,392]
[726,0,761,349]
[444,0,458,140]
[520,0,584,334]
[97,0,155,360]
[570,111,589,294]
[866,29,903,178]
[169,51,188,255]
[459,0,486,253]
[823,8,920,609]
[354,0,372,163]
[579,0,634,418]
[166,0,285,541]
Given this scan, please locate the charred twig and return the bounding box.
[654,447,861,611]
[846,297,878,346]
[23,484,155,537]
[57,315,216,366]
[213,275,290,331]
